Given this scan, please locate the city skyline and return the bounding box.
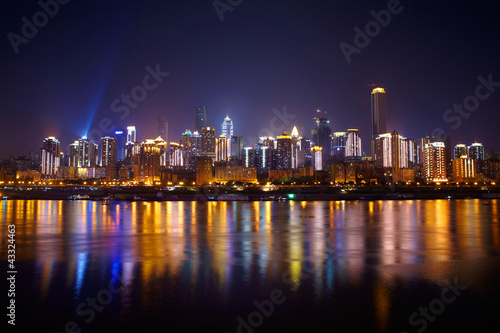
[1,1,499,158]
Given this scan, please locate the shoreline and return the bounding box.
[1,185,499,202]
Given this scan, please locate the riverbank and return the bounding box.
[1,185,499,201]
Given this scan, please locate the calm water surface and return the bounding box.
[1,199,500,332]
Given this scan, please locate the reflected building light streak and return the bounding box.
[57,200,63,234]
[38,259,55,301]
[374,278,391,333]
[75,252,88,297]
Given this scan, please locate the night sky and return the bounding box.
[1,0,499,158]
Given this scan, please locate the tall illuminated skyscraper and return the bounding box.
[454,144,468,159]
[100,137,117,167]
[127,126,136,143]
[70,137,98,167]
[371,87,387,157]
[40,136,60,177]
[275,134,292,170]
[158,117,168,142]
[346,129,362,161]
[222,115,233,137]
[468,142,485,160]
[195,106,207,132]
[424,142,447,182]
[215,135,230,161]
[201,126,216,159]
[114,129,127,161]
[311,110,331,160]
[311,146,323,171]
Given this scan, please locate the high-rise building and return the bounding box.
[231,135,243,160]
[40,136,60,177]
[346,129,362,161]
[195,156,213,185]
[371,87,387,158]
[158,117,168,142]
[454,144,468,159]
[114,129,127,161]
[374,131,412,181]
[424,142,447,182]
[311,110,332,161]
[100,137,117,167]
[435,134,452,179]
[69,137,98,167]
[222,115,233,137]
[127,126,136,143]
[201,127,216,158]
[139,139,161,182]
[453,156,476,182]
[332,132,347,162]
[417,135,434,165]
[195,106,207,132]
[153,136,168,167]
[409,138,418,167]
[216,135,230,161]
[468,142,485,160]
[170,142,184,167]
[311,146,323,171]
[255,145,272,173]
[275,134,293,170]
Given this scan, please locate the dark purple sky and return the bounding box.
[1,0,499,158]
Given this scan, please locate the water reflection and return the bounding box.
[1,199,499,332]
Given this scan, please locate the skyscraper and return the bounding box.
[346,129,362,161]
[140,139,161,182]
[424,142,447,182]
[311,110,332,161]
[332,132,347,162]
[195,106,207,132]
[100,137,117,167]
[468,142,485,160]
[453,156,476,182]
[454,144,468,159]
[222,115,233,137]
[114,129,127,161]
[40,136,60,177]
[231,135,243,160]
[127,126,136,143]
[371,87,387,157]
[70,137,98,167]
[311,146,323,171]
[158,117,168,142]
[215,135,230,161]
[201,126,216,158]
[275,134,293,170]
